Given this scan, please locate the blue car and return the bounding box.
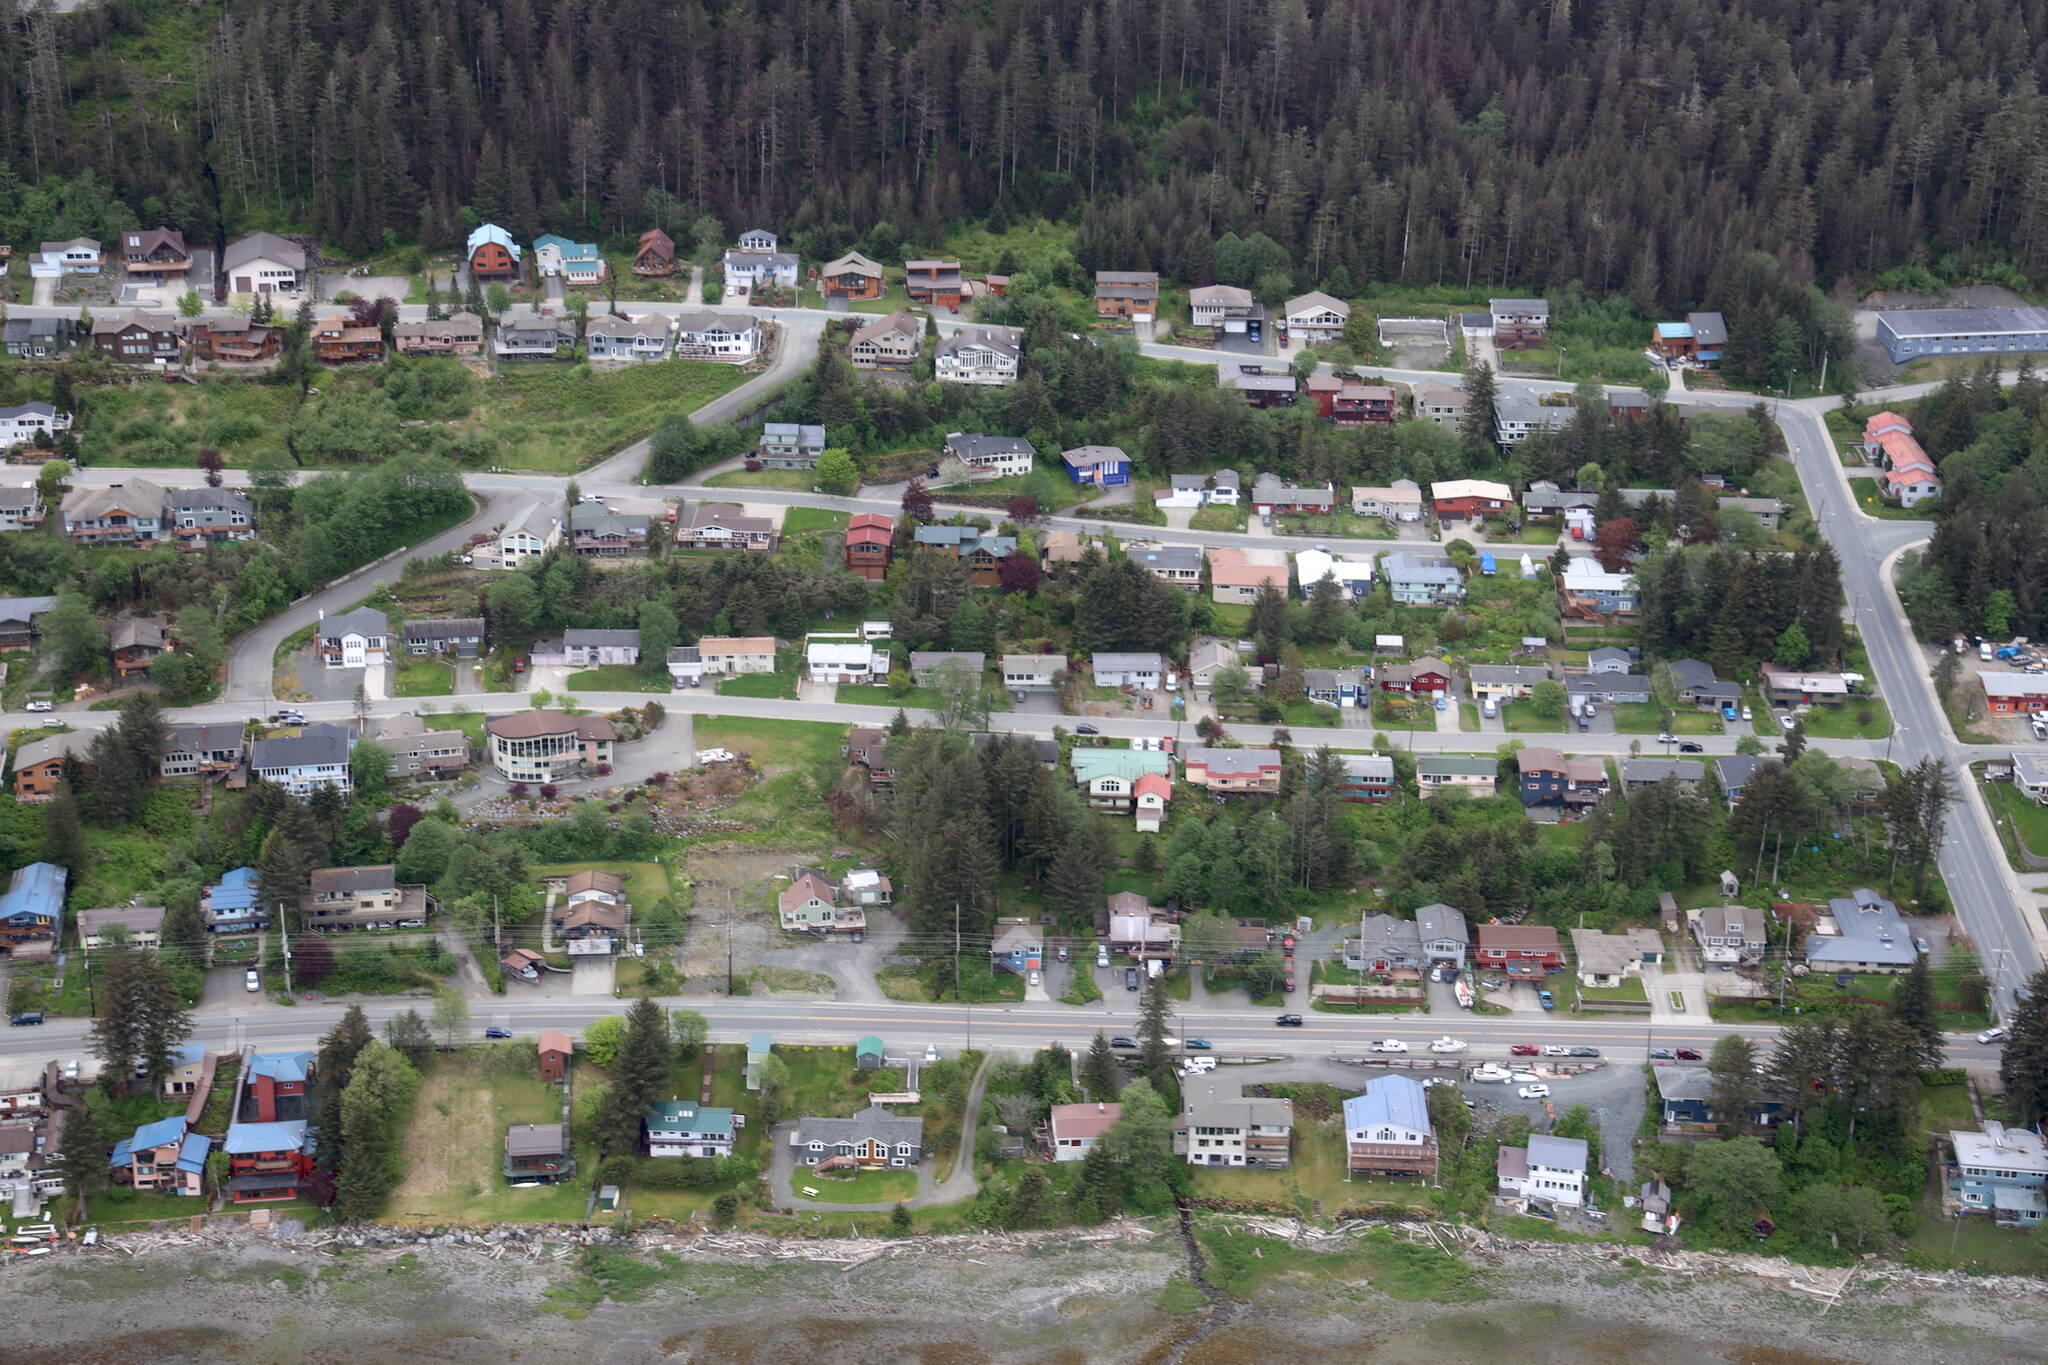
[483,1027,513,1039]
[1184,1038,1213,1050]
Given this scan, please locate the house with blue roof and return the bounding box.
[224,1120,310,1203]
[111,1115,209,1195]
[534,233,606,285]
[0,861,65,958]
[202,866,267,934]
[1342,1075,1438,1178]
[466,223,521,281]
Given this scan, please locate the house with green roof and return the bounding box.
[746,1033,773,1091]
[646,1099,738,1158]
[1415,755,1496,797]
[856,1035,886,1069]
[1070,748,1173,813]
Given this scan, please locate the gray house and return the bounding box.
[1350,913,1424,971]
[759,423,827,469]
[1565,671,1651,706]
[1713,754,1767,807]
[168,487,255,546]
[1668,657,1741,710]
[791,1104,925,1168]
[1414,903,1469,966]
[403,617,486,658]
[1619,757,1704,792]
[494,305,577,358]
[584,313,672,362]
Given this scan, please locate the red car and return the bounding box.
[1510,1044,1540,1056]
[1282,933,1297,949]
[1675,1047,1702,1061]
[1283,973,1296,992]
[513,657,526,673]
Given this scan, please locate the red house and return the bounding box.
[225,1050,316,1203]
[1304,373,1343,417]
[1377,657,1452,694]
[539,1031,573,1082]
[905,260,965,310]
[1474,924,1563,978]
[843,513,894,581]
[1429,480,1513,522]
[1332,384,1398,424]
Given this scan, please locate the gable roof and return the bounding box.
[1344,1074,1432,1136]
[321,606,388,639]
[223,232,307,273]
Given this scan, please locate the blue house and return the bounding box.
[1060,445,1130,487]
[1713,754,1766,808]
[110,1116,211,1195]
[1654,1065,1783,1129]
[202,866,268,934]
[1949,1123,2047,1227]
[533,233,606,285]
[0,861,66,956]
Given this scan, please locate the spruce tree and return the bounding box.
[157,899,207,971]
[52,1098,111,1216]
[1080,1031,1120,1100]
[1999,969,2048,1125]
[335,1042,420,1220]
[1136,975,1176,1093]
[591,999,673,1156]
[1888,954,1944,1070]
[1705,1035,1761,1135]
[1072,1140,1124,1223]
[40,778,84,867]
[314,1006,377,1166]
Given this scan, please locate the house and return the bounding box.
[2,315,81,360]
[1668,657,1741,711]
[990,918,1042,976]
[1475,924,1563,978]
[1651,312,1728,364]
[0,863,67,956]
[843,512,894,580]
[671,311,760,360]
[366,712,471,780]
[250,723,354,795]
[807,638,883,684]
[1430,479,1513,523]
[318,606,388,668]
[1183,746,1283,796]
[758,423,827,469]
[1568,927,1663,988]
[1351,481,1426,521]
[9,733,84,802]
[538,1032,573,1083]
[1303,667,1366,708]
[1329,383,1398,424]
[1490,297,1550,349]
[1414,904,1469,966]
[159,1044,212,1100]
[696,636,778,675]
[1713,754,1767,807]
[0,402,71,451]
[466,223,522,280]
[1189,284,1263,337]
[475,501,563,569]
[856,1036,886,1069]
[1692,904,1766,965]
[303,866,434,931]
[1186,638,1243,690]
[1249,474,1336,517]
[1094,271,1160,317]
[1948,1123,2048,1227]
[160,722,246,779]
[222,232,307,295]
[169,486,256,547]
[1412,382,1469,429]
[1586,648,1630,673]
[1217,365,1298,407]
[1377,656,1453,695]
[311,314,383,363]
[0,486,44,538]
[820,251,885,300]
[632,228,676,276]
[1154,469,1242,509]
[910,651,985,685]
[485,711,616,783]
[1061,445,1130,487]
[1001,653,1065,691]
[1522,480,1600,520]
[912,525,1018,585]
[1876,306,2048,364]
[1337,754,1396,803]
[2012,751,2048,802]
[1344,1075,1437,1178]
[1619,757,1704,792]
[110,615,170,677]
[1069,748,1173,815]
[202,867,267,934]
[1653,1065,1782,1131]
[1760,663,1851,707]
[843,726,892,788]
[1718,496,1786,530]
[504,1123,576,1183]
[1049,1102,1122,1160]
[0,594,53,647]
[1383,552,1465,605]
[1352,914,1425,972]
[220,1050,315,1202]
[492,305,577,358]
[1207,546,1289,603]
[904,259,966,308]
[111,1116,209,1196]
[1806,889,1917,973]
[647,1100,739,1159]
[1134,772,1171,832]
[1564,671,1651,706]
[677,502,777,551]
[37,236,102,274]
[568,504,650,557]
[1498,1134,1588,1207]
[1862,412,1942,507]
[941,432,1035,479]
[848,311,921,370]
[562,629,641,668]
[1982,672,2048,717]
[1467,664,1549,703]
[1103,893,1180,957]
[584,313,673,363]
[62,479,167,544]
[1129,543,1205,591]
[935,325,1022,385]
[1494,393,1575,445]
[1282,291,1349,345]
[1559,565,1639,617]
[777,867,880,934]
[791,1104,923,1168]
[1515,747,1608,813]
[534,233,606,286]
[1415,755,1495,797]
[1177,1077,1292,1169]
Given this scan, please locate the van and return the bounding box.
[9,1011,44,1027]
[1980,641,1995,661]
[1482,697,1497,719]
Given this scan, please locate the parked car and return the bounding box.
[395,919,425,929]
[1518,1084,1552,1099]
[1184,1038,1213,1050]
[1283,973,1296,992]
[1076,723,1099,735]
[483,1027,513,1039]
[1741,705,1753,722]
[1978,1026,2008,1044]
[269,711,306,725]
[1542,1045,1570,1056]
[1110,1036,1137,1049]
[1096,946,1110,969]
[40,716,60,728]
[1482,697,1497,718]
[1779,713,1796,730]
[513,657,526,673]
[1649,1048,1675,1060]
[1124,967,1140,991]
[1678,741,1704,753]
[1434,695,1448,711]
[9,1012,44,1026]
[1371,1039,1410,1053]
[245,969,261,992]
[24,699,51,712]
[1675,1047,1703,1060]
[1057,945,1069,962]
[1028,969,1041,988]
[1275,1014,1304,1027]
[1510,1044,1540,1056]
[1656,732,1677,744]
[1568,1046,1600,1057]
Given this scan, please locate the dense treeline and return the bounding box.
[5,0,2046,307]
[1635,542,1848,678]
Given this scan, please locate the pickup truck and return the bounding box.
[1370,1039,1409,1053]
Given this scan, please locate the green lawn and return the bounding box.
[1983,776,2048,871]
[771,1045,908,1118]
[1577,977,1649,1004]
[692,716,845,773]
[422,711,486,749]
[1846,478,1938,521]
[1609,704,1720,735]
[387,1058,591,1223]
[782,507,850,536]
[391,655,454,697]
[1189,1120,1432,1217]
[567,664,667,692]
[533,860,670,910]
[1191,504,1247,532]
[715,671,798,699]
[1502,699,1569,732]
[705,468,825,491]
[790,1167,918,1203]
[477,360,752,472]
[1905,1189,2048,1274]
[1795,697,1893,739]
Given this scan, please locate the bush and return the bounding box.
[594,1155,635,1190]
[634,1155,757,1189]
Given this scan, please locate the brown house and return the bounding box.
[849,311,921,370]
[312,315,384,363]
[90,310,183,364]
[905,259,965,309]
[183,316,282,362]
[10,732,85,802]
[843,512,894,581]
[633,228,676,276]
[820,250,885,300]
[111,615,170,677]
[468,229,521,281]
[1094,271,1160,318]
[120,227,193,282]
[392,312,483,356]
[538,1031,573,1082]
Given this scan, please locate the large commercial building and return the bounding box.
[1876,307,2048,364]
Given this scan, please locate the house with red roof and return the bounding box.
[1134,771,1172,832]
[843,512,894,581]
[1862,413,1942,507]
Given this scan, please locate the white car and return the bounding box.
[1371,1039,1409,1053]
[1542,1045,1571,1057]
[695,748,737,765]
[1428,1037,1468,1053]
[1096,946,1110,969]
[1028,969,1041,988]
[1741,705,1753,722]
[244,969,261,992]
[1518,1084,1551,1099]
[24,700,51,713]
[1779,713,1797,730]
[1978,1026,2007,1044]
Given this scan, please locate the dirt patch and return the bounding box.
[677,848,810,982]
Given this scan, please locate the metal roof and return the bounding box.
[1343,1074,1432,1136]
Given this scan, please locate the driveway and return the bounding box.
[288,654,387,703]
[764,1054,991,1212]
[570,955,616,996]
[322,273,412,304]
[758,914,905,1004]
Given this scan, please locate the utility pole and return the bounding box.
[725,889,735,996]
[279,904,294,995]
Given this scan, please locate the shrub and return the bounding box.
[509,782,529,798]
[539,784,559,800]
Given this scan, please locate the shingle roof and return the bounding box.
[793,1103,922,1148]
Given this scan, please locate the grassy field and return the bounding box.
[422,711,487,748]
[1793,696,1894,739]
[692,716,845,773]
[1190,1120,1431,1221]
[474,361,752,472]
[771,1045,907,1118]
[534,860,670,910]
[74,378,302,468]
[386,1058,591,1223]
[567,664,666,691]
[790,1167,918,1203]
[704,469,823,491]
[1983,776,2048,870]
[1611,704,1719,735]
[391,656,454,697]
[714,670,798,699]
[780,507,849,536]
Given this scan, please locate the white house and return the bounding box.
[935,326,1022,385]
[318,607,388,669]
[806,639,884,684]
[1497,1134,1587,1207]
[1091,651,1164,689]
[942,432,1035,479]
[1294,548,1375,599]
[1001,653,1064,691]
[696,636,778,674]
[0,403,72,449]
[1283,291,1349,345]
[1351,481,1425,521]
[671,311,760,361]
[1342,1075,1439,1179]
[475,502,562,570]
[722,230,800,294]
[221,232,306,295]
[584,313,673,363]
[249,724,355,796]
[39,238,103,275]
[1048,1102,1121,1162]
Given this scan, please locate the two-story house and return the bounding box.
[62,479,168,545]
[1494,393,1575,445]
[37,236,103,274]
[1411,382,1470,429]
[721,229,798,295]
[223,232,307,294]
[0,402,71,451]
[567,503,650,558]
[1351,914,1425,973]
[1692,904,1766,966]
[1336,754,1396,803]
[1001,653,1065,692]
[941,431,1035,480]
[1094,271,1159,317]
[2,315,81,360]
[475,501,562,570]
[1344,1075,1437,1179]
[1128,543,1205,592]
[1383,552,1464,606]
[842,512,894,580]
[91,310,184,364]
[303,865,434,931]
[0,487,44,535]
[1177,1078,1292,1169]
[1490,297,1550,350]
[1048,1102,1122,1161]
[1189,284,1262,338]
[1091,652,1165,690]
[493,304,576,358]
[1559,565,1640,617]
[1351,480,1425,521]
[935,326,1022,385]
[165,486,256,547]
[503,1123,576,1184]
[1377,656,1453,695]
[758,423,827,469]
[1475,924,1563,979]
[392,312,484,356]
[484,711,616,783]
[222,1050,316,1202]
[904,259,965,308]
[695,636,778,676]
[311,315,384,363]
[1070,748,1173,816]
[1059,445,1130,488]
[1183,746,1283,796]
[820,250,886,300]
[584,313,672,362]
[848,311,921,370]
[318,606,388,668]
[403,617,487,659]
[9,733,83,802]
[777,867,873,935]
[533,233,606,285]
[990,917,1043,976]
[1414,903,1469,968]
[1949,1123,2047,1228]
[1431,479,1513,523]
[677,502,777,551]
[1517,747,1609,815]
[1714,754,1767,808]
[110,615,170,678]
[0,862,67,956]
[1498,1134,1587,1207]
[110,1116,210,1196]
[466,223,522,281]
[1282,291,1349,346]
[160,722,246,780]
[537,628,641,669]
[632,228,676,276]
[791,1104,922,1168]
[250,724,354,795]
